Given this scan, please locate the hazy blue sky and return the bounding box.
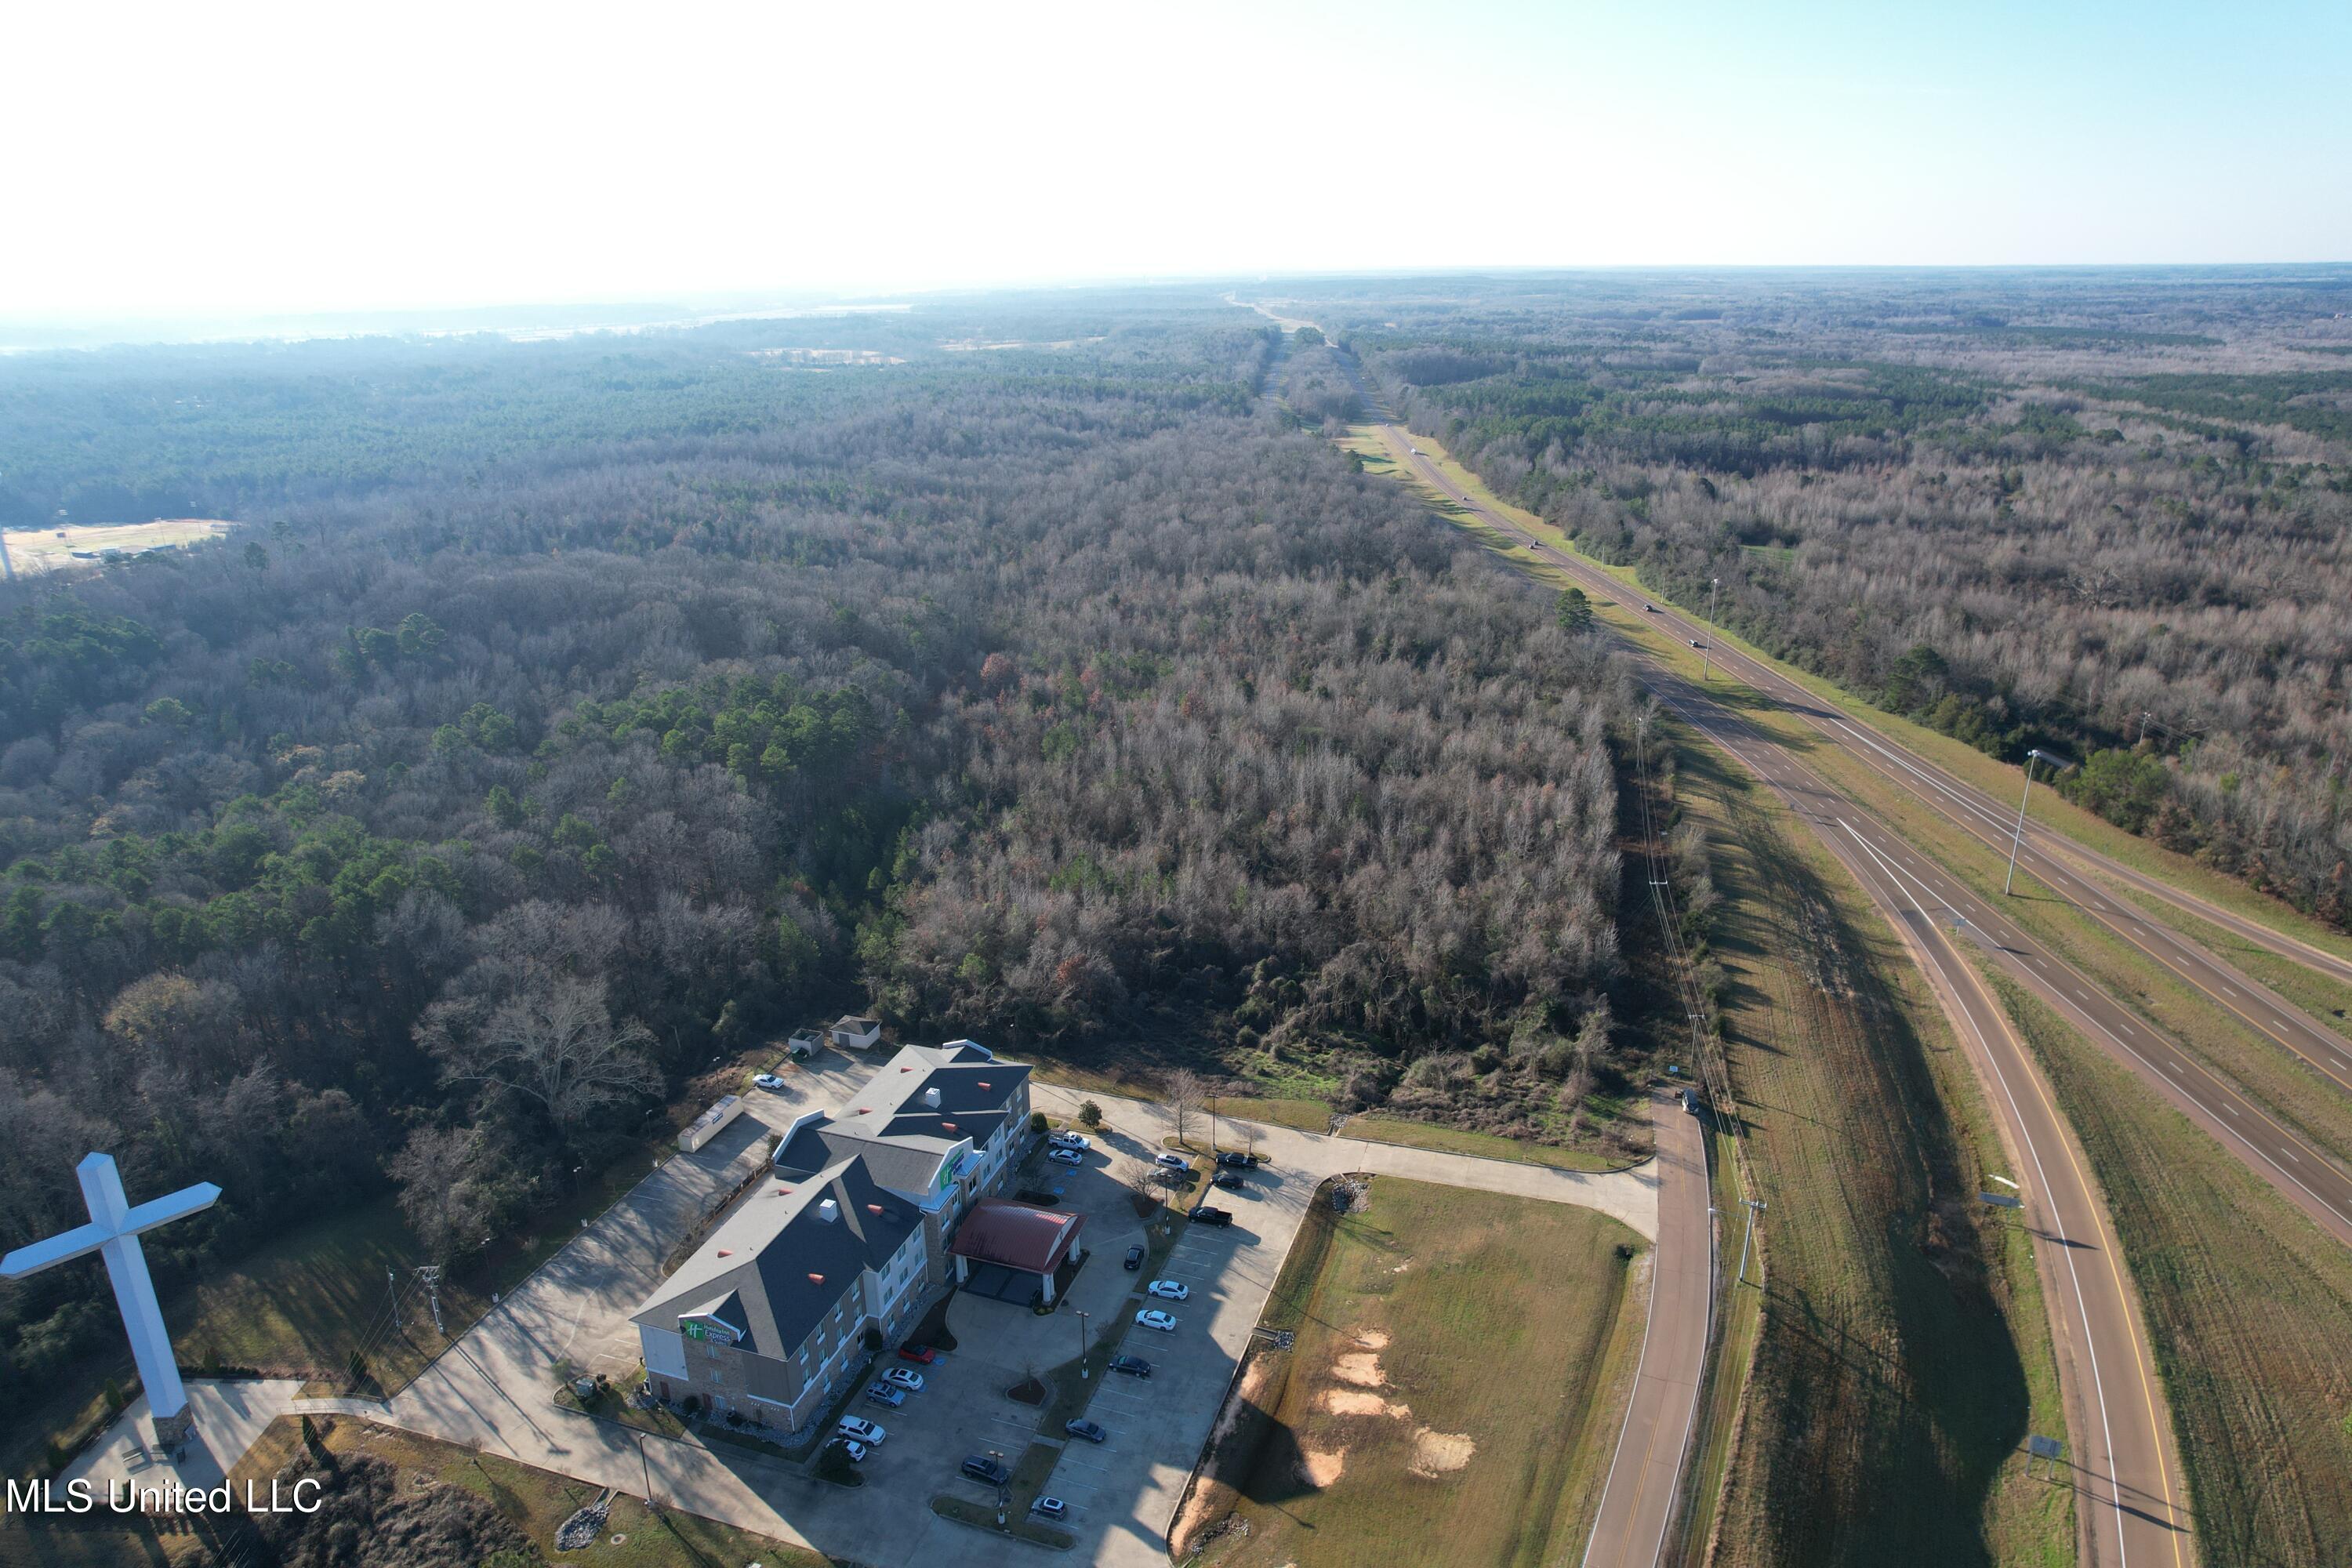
[7,0,2346,321]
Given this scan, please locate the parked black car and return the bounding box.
[1189,1205,1232,1225]
[1212,1171,1246,1191]
[1216,1151,1258,1168]
[1065,1418,1109,1443]
[1108,1354,1153,1378]
[1123,1243,1145,1270]
[961,1454,1012,1486]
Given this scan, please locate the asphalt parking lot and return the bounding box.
[780,1105,1308,1566]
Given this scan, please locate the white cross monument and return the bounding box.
[1,1152,220,1448]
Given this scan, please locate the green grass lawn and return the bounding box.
[1198,1094,1642,1171]
[1203,1178,1645,1568]
[1345,1112,1641,1171]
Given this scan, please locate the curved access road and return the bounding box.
[1581,1083,1712,1568]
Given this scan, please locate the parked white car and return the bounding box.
[1146,1279,1189,1301]
[1047,1131,1089,1151]
[1134,1308,1178,1332]
[835,1416,887,1445]
[832,1437,869,1463]
[1047,1148,1084,1167]
[1153,1152,1190,1171]
[753,1073,786,1091]
[884,1367,925,1392]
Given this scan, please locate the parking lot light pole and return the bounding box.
[1076,1308,1091,1378]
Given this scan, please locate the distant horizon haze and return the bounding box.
[6,0,2348,328]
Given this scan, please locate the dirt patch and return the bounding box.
[1300,1446,1347,1487]
[1319,1388,1410,1418]
[1409,1428,1475,1477]
[1357,1329,1391,1351]
[1331,1352,1385,1387]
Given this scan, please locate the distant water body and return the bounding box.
[0,300,913,354]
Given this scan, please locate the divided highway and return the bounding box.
[1405,439,2352,1249]
[1308,343,2200,1565]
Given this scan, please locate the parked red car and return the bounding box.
[898,1344,938,1364]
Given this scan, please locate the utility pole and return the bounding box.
[2004,748,2074,896]
[419,1265,446,1337]
[1735,1198,1766,1285]
[1076,1309,1091,1378]
[1700,576,1721,681]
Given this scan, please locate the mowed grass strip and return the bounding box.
[1985,971,2352,1566]
[1682,739,2071,1568]
[1213,1179,1644,1568]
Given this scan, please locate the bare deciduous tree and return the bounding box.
[423,977,661,1127]
[1164,1069,1207,1149]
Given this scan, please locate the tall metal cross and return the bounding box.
[1,1152,220,1430]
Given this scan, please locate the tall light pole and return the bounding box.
[1735,1197,1766,1286]
[1700,575,1721,681]
[2003,748,2074,896]
[1076,1308,1091,1379]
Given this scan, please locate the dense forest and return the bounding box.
[1275,268,2352,929]
[0,297,1639,1388]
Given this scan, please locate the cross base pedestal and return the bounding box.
[148,1410,194,1453]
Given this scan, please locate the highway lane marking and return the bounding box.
[2223,985,2238,997]
[2227,1105,2242,1116]
[1837,823,2154,1564]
